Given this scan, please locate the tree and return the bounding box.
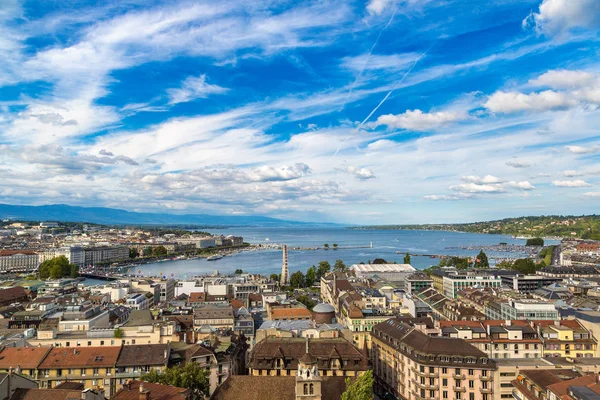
[324,244,329,250]
[296,294,315,310]
[341,370,373,400]
[290,271,305,288]
[153,245,168,257]
[316,261,331,280]
[143,247,153,257]
[305,266,317,286]
[333,243,338,249]
[269,273,279,282]
[234,269,243,275]
[141,363,210,399]
[372,258,387,264]
[334,259,347,272]
[70,264,79,278]
[474,250,489,268]
[114,328,124,338]
[512,258,539,274]
[403,252,411,264]
[129,248,139,259]
[526,237,544,246]
[39,256,75,279]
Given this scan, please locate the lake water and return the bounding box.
[86,228,558,281]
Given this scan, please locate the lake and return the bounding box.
[86,228,557,281]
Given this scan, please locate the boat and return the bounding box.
[265,238,270,241]
[207,255,223,261]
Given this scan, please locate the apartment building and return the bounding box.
[193,304,234,332]
[371,318,497,400]
[440,320,543,359]
[0,250,39,272]
[536,320,597,358]
[39,247,85,267]
[501,274,562,293]
[500,299,559,320]
[125,293,150,310]
[84,246,129,266]
[113,344,169,390]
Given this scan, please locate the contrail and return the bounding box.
[360,42,436,126]
[340,7,398,111]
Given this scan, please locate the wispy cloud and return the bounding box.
[167,75,228,105]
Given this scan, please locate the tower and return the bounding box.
[296,339,322,400]
[280,244,289,286]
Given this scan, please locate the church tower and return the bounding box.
[296,339,322,400]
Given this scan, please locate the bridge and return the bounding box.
[79,272,118,281]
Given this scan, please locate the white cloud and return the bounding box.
[563,170,583,177]
[167,74,228,105]
[461,175,504,184]
[344,166,376,180]
[449,183,505,193]
[552,180,592,187]
[424,194,472,201]
[367,139,396,151]
[366,0,393,15]
[341,53,420,72]
[566,145,600,154]
[584,192,600,198]
[375,109,466,131]
[506,160,531,168]
[523,0,600,38]
[507,181,536,190]
[484,90,576,113]
[530,69,597,89]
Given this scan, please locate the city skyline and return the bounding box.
[1,0,599,224]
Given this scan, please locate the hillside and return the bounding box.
[351,215,600,239]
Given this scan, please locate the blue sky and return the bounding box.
[0,0,599,224]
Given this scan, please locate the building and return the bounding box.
[125,293,150,310]
[84,246,129,266]
[58,304,110,332]
[501,274,562,293]
[0,373,41,400]
[193,304,234,333]
[536,320,597,358]
[113,381,191,400]
[511,369,583,400]
[350,264,416,285]
[114,344,170,389]
[39,247,85,267]
[249,337,367,377]
[269,306,313,322]
[500,299,559,320]
[172,344,231,395]
[37,346,121,395]
[0,347,52,379]
[156,279,175,303]
[405,272,433,294]
[439,320,543,359]
[443,274,502,299]
[255,320,346,343]
[0,287,29,306]
[371,318,497,400]
[0,250,39,272]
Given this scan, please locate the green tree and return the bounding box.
[305,266,317,286]
[403,252,411,264]
[141,363,210,400]
[333,243,338,249]
[296,294,315,310]
[234,269,243,275]
[324,244,329,250]
[39,256,75,279]
[143,247,153,257]
[334,259,347,272]
[526,237,544,246]
[114,328,124,338]
[153,245,168,257]
[372,258,387,264]
[70,264,79,278]
[341,370,374,400]
[290,271,305,288]
[269,273,279,282]
[129,248,139,259]
[474,250,489,268]
[316,261,331,280]
[512,258,538,274]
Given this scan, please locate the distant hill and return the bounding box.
[0,204,332,227]
[350,215,600,240]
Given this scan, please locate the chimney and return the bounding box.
[139,382,150,400]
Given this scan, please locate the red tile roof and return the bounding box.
[0,347,51,369]
[113,381,189,400]
[38,346,121,369]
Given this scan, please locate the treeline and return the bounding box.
[39,256,78,279]
[270,259,348,289]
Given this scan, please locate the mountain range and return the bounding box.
[0,204,331,227]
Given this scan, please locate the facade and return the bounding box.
[84,246,129,266]
[193,304,234,332]
[500,300,559,320]
[501,274,562,293]
[443,274,502,299]
[125,293,150,310]
[371,318,497,400]
[114,344,169,390]
[536,320,597,358]
[39,247,85,267]
[0,250,39,272]
[249,337,367,377]
[405,272,433,294]
[350,264,416,284]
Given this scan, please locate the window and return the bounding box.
[455,380,460,388]
[106,368,111,376]
[442,378,448,387]
[93,368,99,376]
[65,342,70,347]
[81,369,86,376]
[57,369,62,377]
[309,384,314,395]
[455,368,461,375]
[468,380,474,388]
[482,370,487,377]
[469,394,474,400]
[442,368,448,374]
[87,341,92,346]
[455,392,461,400]
[100,341,104,346]
[430,367,435,373]
[443,391,448,399]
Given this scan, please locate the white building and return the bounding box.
[350,264,416,283]
[443,274,502,298]
[175,280,205,297]
[92,284,130,302]
[125,293,150,310]
[499,299,559,320]
[39,247,85,267]
[0,250,39,272]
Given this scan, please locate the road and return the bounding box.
[551,244,561,266]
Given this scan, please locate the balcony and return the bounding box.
[415,381,437,390]
[480,375,492,381]
[453,386,466,392]
[453,374,465,380]
[480,388,493,394]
